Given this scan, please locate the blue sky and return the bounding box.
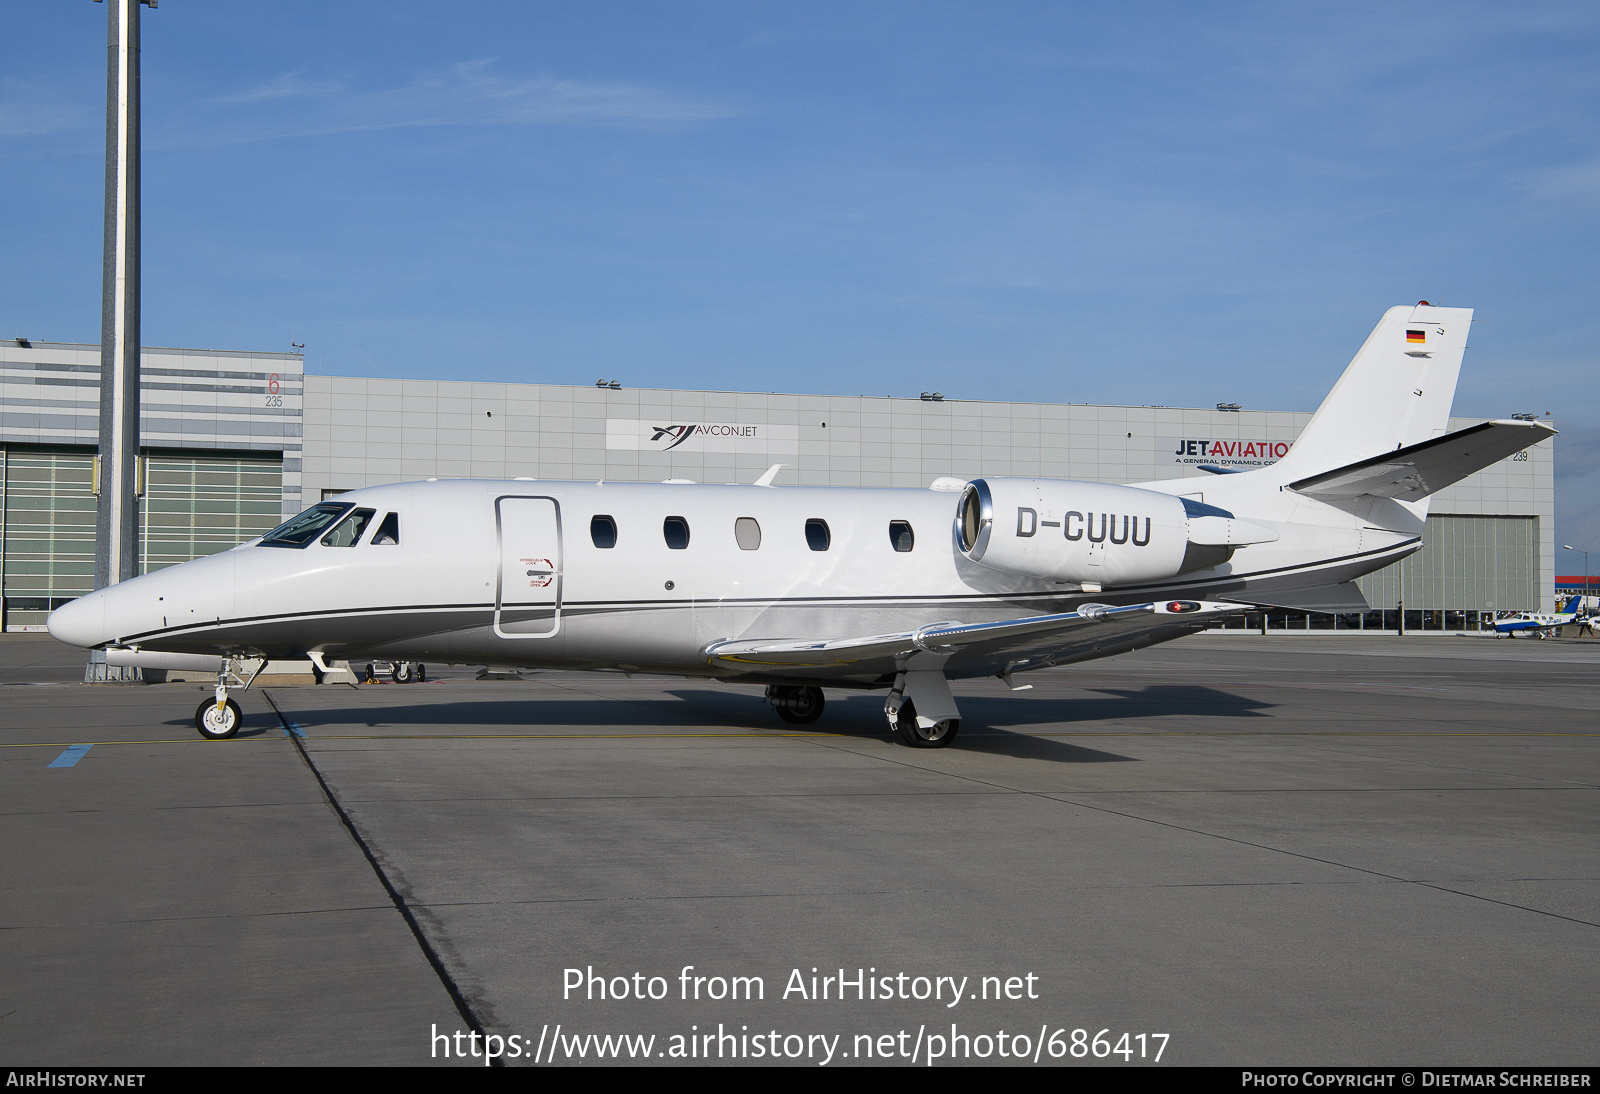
[4,2,1599,552]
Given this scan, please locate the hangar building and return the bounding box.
[0,338,1555,633]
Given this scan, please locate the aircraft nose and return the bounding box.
[48,590,110,649]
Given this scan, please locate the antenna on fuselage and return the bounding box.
[754,464,783,487]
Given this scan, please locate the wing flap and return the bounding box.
[1289,420,1555,501]
[1223,582,1370,614]
[704,600,1246,677]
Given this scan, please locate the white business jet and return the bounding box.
[49,304,1553,747]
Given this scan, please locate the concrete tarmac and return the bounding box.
[1,632,1595,1066]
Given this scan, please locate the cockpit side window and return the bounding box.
[260,503,351,548]
[321,507,376,547]
[371,512,400,545]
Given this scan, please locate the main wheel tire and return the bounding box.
[774,686,824,724]
[391,662,413,683]
[417,663,426,682]
[895,700,959,748]
[364,663,376,683]
[195,697,243,740]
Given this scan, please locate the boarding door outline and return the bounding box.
[494,495,563,639]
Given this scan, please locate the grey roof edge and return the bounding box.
[5,341,303,362]
[308,374,1321,415]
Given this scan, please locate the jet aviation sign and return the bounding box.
[1166,437,1291,469]
[607,418,801,455]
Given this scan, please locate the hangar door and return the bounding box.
[495,496,562,639]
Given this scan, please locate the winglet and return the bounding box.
[754,464,783,486]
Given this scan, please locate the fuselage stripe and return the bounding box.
[110,537,1416,647]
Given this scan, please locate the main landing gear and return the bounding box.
[762,674,963,747]
[892,701,960,747]
[885,670,960,748]
[765,685,825,724]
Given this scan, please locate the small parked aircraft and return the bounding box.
[49,303,1553,746]
[1492,596,1587,638]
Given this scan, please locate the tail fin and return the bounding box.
[1563,594,1583,615]
[1272,303,1473,481]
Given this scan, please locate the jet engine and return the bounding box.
[954,478,1277,587]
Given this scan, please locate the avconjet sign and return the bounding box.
[606,418,801,454]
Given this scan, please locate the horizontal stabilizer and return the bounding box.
[1223,582,1370,614]
[704,600,1246,681]
[1289,420,1555,502]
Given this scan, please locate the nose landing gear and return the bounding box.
[192,658,268,739]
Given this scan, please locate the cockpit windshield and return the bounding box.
[259,503,352,548]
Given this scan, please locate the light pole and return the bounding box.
[1563,544,1590,611]
[86,0,157,682]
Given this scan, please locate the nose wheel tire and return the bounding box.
[895,700,959,748]
[195,697,243,740]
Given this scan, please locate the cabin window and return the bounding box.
[371,512,400,545]
[591,515,618,549]
[260,502,351,548]
[321,507,376,547]
[735,517,762,550]
[889,520,914,552]
[805,518,831,552]
[663,516,691,550]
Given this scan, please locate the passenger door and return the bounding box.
[495,496,562,638]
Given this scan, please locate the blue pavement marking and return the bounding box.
[48,744,93,768]
[284,722,305,738]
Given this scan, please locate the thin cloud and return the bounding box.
[0,78,89,138]
[219,70,348,104]
[1532,157,1600,202]
[209,60,742,144]
[404,59,740,126]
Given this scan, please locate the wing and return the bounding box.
[703,599,1246,684]
[1288,419,1555,502]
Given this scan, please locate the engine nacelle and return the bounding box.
[954,478,1275,587]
